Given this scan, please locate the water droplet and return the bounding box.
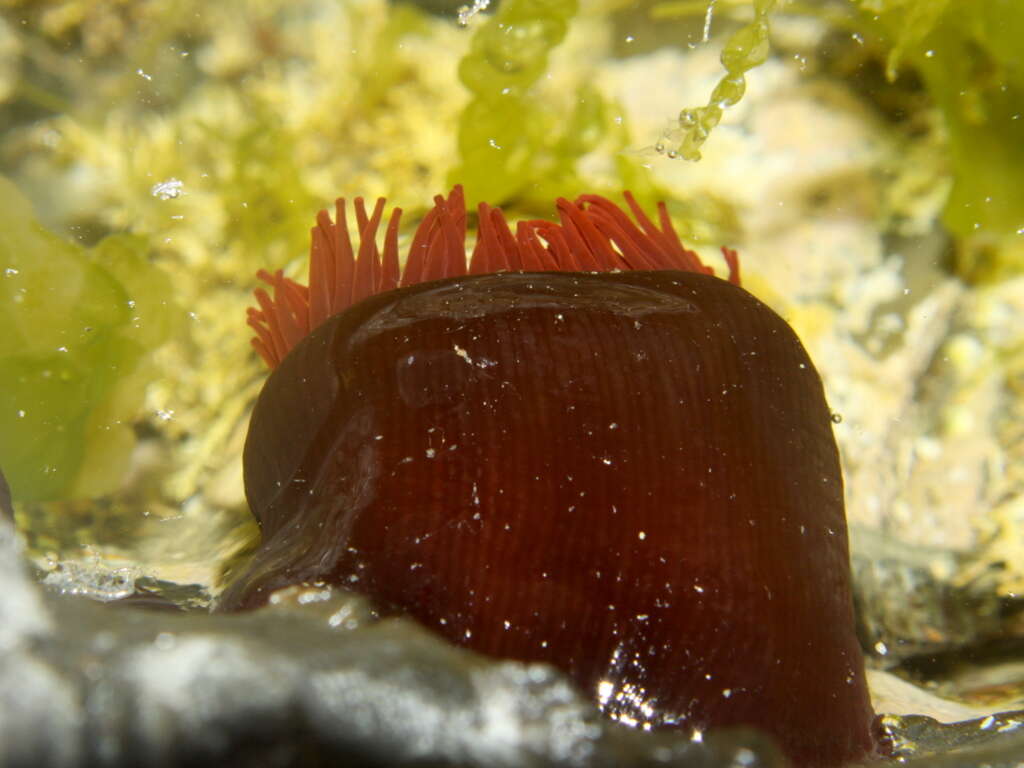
[456,0,490,26]
[150,178,183,200]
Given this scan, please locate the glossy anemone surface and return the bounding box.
[223,189,880,767]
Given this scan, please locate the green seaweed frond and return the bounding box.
[449,0,611,206]
[853,0,1024,277]
[0,176,178,502]
[656,0,779,161]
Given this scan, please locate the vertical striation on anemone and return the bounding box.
[223,188,880,767]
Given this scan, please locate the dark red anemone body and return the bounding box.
[222,188,879,767]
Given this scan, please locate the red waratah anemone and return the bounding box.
[225,186,880,768]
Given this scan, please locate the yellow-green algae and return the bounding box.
[654,0,1023,278]
[654,0,777,161]
[449,0,609,206]
[0,176,176,502]
[854,0,1024,280]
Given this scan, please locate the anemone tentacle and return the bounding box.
[247,186,740,368]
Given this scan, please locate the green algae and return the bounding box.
[653,0,1022,277]
[854,0,1024,279]
[657,0,777,161]
[0,177,176,502]
[449,0,609,206]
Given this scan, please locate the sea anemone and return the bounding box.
[222,187,880,767]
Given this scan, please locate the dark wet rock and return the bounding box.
[108,583,184,612]
[851,526,1004,662]
[882,711,1024,766]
